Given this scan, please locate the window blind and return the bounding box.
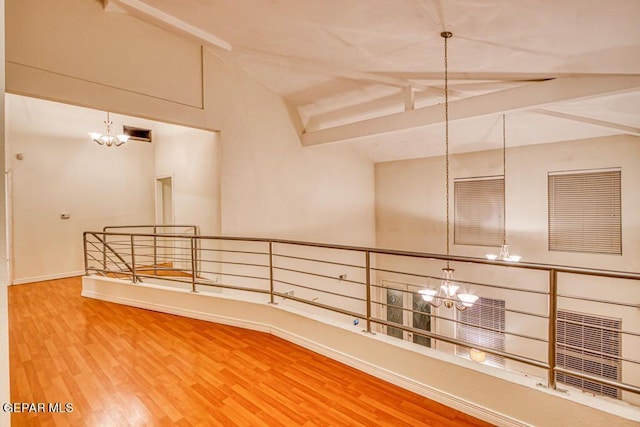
[548,170,621,254]
[556,310,621,399]
[456,297,506,367]
[454,177,504,247]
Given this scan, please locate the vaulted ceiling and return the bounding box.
[105,0,640,162]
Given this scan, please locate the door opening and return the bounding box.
[383,282,431,348]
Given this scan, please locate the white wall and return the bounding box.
[375,135,640,404]
[376,134,640,270]
[6,95,156,283]
[153,123,220,236]
[5,0,376,249]
[6,0,207,130]
[205,53,375,246]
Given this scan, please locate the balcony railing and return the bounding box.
[83,227,640,406]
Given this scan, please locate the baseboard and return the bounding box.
[13,271,84,285]
[82,285,528,427]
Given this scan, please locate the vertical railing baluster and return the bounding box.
[365,250,371,333]
[83,232,89,275]
[130,234,137,283]
[190,237,197,293]
[548,268,558,390]
[194,235,200,280]
[269,241,275,304]
[102,230,107,272]
[153,225,158,275]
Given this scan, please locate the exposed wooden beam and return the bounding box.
[104,0,232,52]
[530,109,640,137]
[301,75,640,146]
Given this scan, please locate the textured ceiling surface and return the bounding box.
[108,0,640,161]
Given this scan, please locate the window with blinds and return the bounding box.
[556,310,621,399]
[454,177,504,246]
[456,297,505,367]
[548,169,621,254]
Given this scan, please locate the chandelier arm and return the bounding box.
[455,301,468,311]
[429,298,443,308]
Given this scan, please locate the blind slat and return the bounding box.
[556,310,621,399]
[455,178,504,247]
[548,170,621,254]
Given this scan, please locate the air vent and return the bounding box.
[123,125,152,142]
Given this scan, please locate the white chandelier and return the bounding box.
[419,32,478,311]
[419,267,479,310]
[89,112,129,147]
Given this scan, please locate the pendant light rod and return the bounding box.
[486,114,521,262]
[442,31,452,267]
[502,114,507,246]
[418,31,479,311]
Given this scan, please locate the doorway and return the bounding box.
[155,176,174,226]
[384,283,432,348]
[155,176,174,266]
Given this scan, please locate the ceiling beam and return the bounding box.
[305,86,455,131]
[285,79,365,106]
[233,47,428,90]
[404,87,415,111]
[301,75,640,146]
[530,108,640,137]
[373,71,564,81]
[104,0,232,52]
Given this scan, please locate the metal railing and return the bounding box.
[97,225,199,277]
[83,229,640,404]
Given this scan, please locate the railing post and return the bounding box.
[190,237,197,293]
[548,268,558,390]
[194,227,201,278]
[153,225,158,275]
[269,241,275,304]
[194,235,200,280]
[83,233,89,275]
[102,232,107,272]
[365,250,371,333]
[130,234,137,283]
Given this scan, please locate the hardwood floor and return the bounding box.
[9,277,493,426]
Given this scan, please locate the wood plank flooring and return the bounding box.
[9,277,493,426]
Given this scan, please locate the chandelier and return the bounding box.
[419,32,478,311]
[89,112,129,147]
[486,115,521,262]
